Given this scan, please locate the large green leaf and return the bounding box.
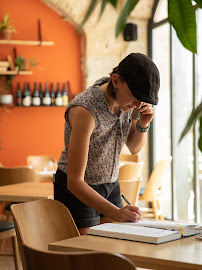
[195,0,202,8]
[179,102,202,143]
[115,0,139,38]
[107,0,118,8]
[99,0,108,19]
[81,0,118,26]
[168,0,197,53]
[4,13,9,25]
[80,0,98,27]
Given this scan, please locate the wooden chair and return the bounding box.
[0,220,20,270]
[22,244,136,270]
[138,157,172,220]
[27,155,57,172]
[120,153,139,163]
[120,178,142,206]
[11,199,80,269]
[0,167,38,219]
[0,167,38,186]
[118,162,144,180]
[119,162,144,206]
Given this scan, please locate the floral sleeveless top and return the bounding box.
[58,77,132,185]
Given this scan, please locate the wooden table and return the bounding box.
[49,235,202,270]
[0,182,53,202]
[36,170,55,182]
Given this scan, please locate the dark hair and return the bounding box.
[107,66,125,99]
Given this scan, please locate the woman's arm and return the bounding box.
[66,106,141,222]
[126,103,154,154]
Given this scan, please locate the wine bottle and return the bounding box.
[22,82,32,107]
[62,83,68,106]
[39,83,44,105]
[55,83,63,106]
[67,80,72,102]
[42,83,51,106]
[16,82,22,106]
[27,82,31,93]
[32,82,41,106]
[50,83,55,106]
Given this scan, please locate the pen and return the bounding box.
[121,194,142,221]
[121,194,131,205]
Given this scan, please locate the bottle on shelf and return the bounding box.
[27,83,31,93]
[39,83,44,105]
[50,83,55,106]
[62,83,69,106]
[16,82,22,106]
[32,82,41,106]
[22,82,32,107]
[55,82,63,106]
[67,80,72,102]
[42,83,51,106]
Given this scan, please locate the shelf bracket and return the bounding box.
[37,19,42,46]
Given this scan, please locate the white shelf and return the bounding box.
[0,71,33,75]
[0,40,54,46]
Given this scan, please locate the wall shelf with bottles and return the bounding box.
[0,40,54,46]
[0,81,71,108]
[0,71,33,75]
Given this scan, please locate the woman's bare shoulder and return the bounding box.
[68,105,95,129]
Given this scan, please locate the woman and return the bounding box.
[54,53,160,235]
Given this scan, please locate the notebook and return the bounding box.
[88,219,199,244]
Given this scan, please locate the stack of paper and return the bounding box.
[0,61,9,71]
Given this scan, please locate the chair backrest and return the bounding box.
[11,199,80,269]
[120,178,142,206]
[120,154,139,163]
[22,244,136,270]
[118,162,144,180]
[0,167,38,186]
[142,157,172,201]
[27,155,56,172]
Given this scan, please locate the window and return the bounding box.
[150,1,201,222]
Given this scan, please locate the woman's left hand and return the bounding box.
[136,103,154,128]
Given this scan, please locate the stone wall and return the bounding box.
[41,0,155,187]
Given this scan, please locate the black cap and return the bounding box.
[118,53,160,105]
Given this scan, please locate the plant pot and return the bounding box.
[0,29,13,40]
[0,94,13,105]
[23,59,30,71]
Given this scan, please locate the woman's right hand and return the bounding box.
[112,205,142,222]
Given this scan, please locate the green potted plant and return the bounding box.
[0,13,16,40]
[0,75,15,105]
[14,56,37,71]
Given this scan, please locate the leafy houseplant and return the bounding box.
[14,56,37,71]
[0,75,14,93]
[0,13,16,40]
[0,75,15,106]
[179,103,202,152]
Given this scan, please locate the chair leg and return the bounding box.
[156,199,165,220]
[11,235,22,270]
[151,201,159,219]
[0,238,6,252]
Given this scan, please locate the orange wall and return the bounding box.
[0,0,82,166]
